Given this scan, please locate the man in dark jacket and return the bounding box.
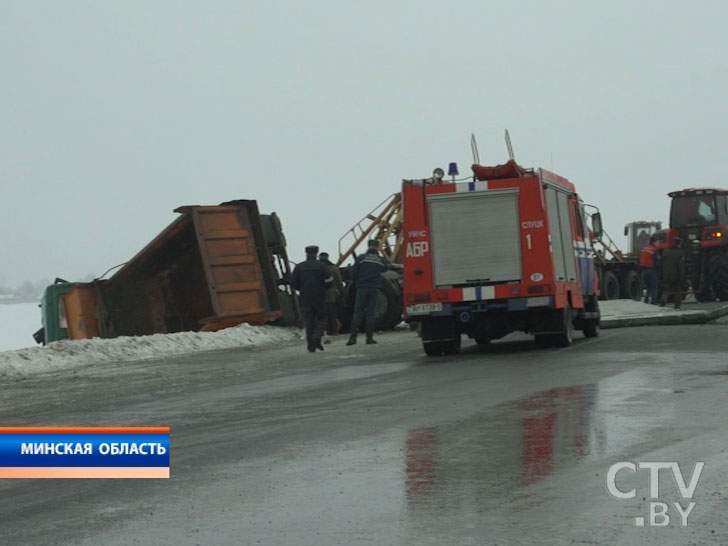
[291,245,332,352]
[347,239,396,345]
[660,237,685,309]
[318,252,343,339]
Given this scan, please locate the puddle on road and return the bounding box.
[404,384,599,505]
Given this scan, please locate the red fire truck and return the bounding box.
[402,160,602,356]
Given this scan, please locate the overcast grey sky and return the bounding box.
[2,1,727,286]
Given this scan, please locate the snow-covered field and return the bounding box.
[0,301,42,352]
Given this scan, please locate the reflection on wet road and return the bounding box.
[406,385,598,504]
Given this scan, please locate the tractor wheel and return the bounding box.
[708,250,728,301]
[694,284,715,302]
[620,270,642,301]
[600,271,620,300]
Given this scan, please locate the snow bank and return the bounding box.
[0,323,301,380]
[0,301,42,352]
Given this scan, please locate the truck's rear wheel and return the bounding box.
[441,335,461,355]
[582,321,599,338]
[581,295,600,338]
[552,308,574,348]
[423,335,460,356]
[620,270,642,301]
[708,249,728,301]
[423,342,444,356]
[534,334,553,348]
[601,271,620,300]
[374,278,402,330]
[474,335,490,345]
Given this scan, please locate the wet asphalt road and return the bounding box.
[2,321,728,546]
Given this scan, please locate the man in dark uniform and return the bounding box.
[347,239,398,346]
[291,245,332,352]
[660,237,685,309]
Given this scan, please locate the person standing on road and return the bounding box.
[347,239,400,346]
[660,237,685,309]
[291,245,332,352]
[639,235,660,304]
[318,252,343,341]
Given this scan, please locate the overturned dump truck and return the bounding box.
[36,200,300,344]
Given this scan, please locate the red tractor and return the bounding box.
[668,188,728,301]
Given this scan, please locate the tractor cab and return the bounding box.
[667,188,728,300]
[668,188,728,242]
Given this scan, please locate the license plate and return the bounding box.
[406,303,443,315]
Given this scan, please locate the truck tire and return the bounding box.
[338,285,355,333]
[708,249,728,301]
[474,335,490,345]
[581,294,600,338]
[619,270,642,301]
[552,307,574,348]
[441,335,461,355]
[375,277,402,330]
[339,275,402,332]
[423,341,444,356]
[534,334,553,348]
[695,285,715,302]
[601,271,620,300]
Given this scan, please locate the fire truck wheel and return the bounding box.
[474,335,490,345]
[708,250,728,301]
[423,342,444,356]
[620,270,642,301]
[441,335,461,355]
[552,308,574,348]
[582,320,599,338]
[534,334,553,349]
[601,271,620,300]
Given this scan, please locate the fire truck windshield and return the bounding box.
[670,195,718,227]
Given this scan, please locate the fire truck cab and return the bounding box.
[402,160,601,356]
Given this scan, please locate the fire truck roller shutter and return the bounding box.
[545,186,578,283]
[427,189,521,288]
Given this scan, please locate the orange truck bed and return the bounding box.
[89,200,284,339]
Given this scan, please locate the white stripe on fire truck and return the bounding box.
[462,286,495,301]
[455,181,489,193]
[573,240,592,258]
